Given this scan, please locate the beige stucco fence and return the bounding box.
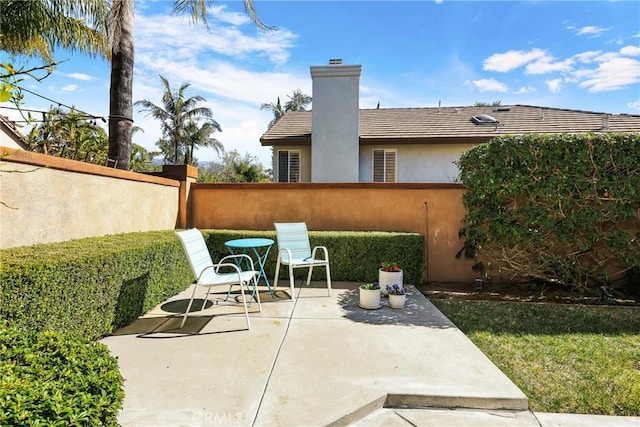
[0,148,181,249]
[1,148,477,283]
[190,182,477,283]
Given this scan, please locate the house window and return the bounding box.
[277,150,300,182]
[373,149,396,182]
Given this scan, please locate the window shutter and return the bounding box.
[373,149,396,183]
[373,149,385,182]
[278,151,289,182]
[386,150,396,183]
[289,151,300,182]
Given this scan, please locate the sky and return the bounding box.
[3,0,639,167]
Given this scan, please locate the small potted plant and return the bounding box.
[386,284,407,309]
[359,282,381,309]
[379,261,403,296]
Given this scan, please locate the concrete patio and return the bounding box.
[101,282,640,427]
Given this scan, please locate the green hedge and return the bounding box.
[457,132,640,289]
[1,229,424,338]
[0,231,193,339]
[0,320,124,426]
[203,229,425,285]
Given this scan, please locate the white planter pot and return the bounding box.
[378,269,403,296]
[388,294,407,309]
[359,287,381,309]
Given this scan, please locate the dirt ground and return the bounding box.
[418,281,640,307]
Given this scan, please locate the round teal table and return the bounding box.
[225,238,274,297]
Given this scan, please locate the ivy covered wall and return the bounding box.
[457,132,639,290]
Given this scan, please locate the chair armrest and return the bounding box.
[310,246,329,261]
[213,262,255,283]
[196,265,217,282]
[278,248,294,263]
[219,253,256,271]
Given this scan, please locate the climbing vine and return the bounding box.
[456,132,639,290]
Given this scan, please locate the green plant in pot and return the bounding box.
[359,282,381,309]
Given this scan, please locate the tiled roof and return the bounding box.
[260,104,640,146]
[0,114,28,149]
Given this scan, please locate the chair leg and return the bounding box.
[288,264,295,299]
[181,283,199,328]
[306,265,314,286]
[326,264,332,296]
[252,276,262,312]
[273,258,281,291]
[202,287,212,311]
[238,282,251,330]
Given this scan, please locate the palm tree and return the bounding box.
[0,0,109,108]
[261,97,285,128]
[109,0,270,170]
[107,0,135,170]
[134,75,220,165]
[261,89,311,128]
[284,89,312,112]
[183,118,223,165]
[0,0,110,62]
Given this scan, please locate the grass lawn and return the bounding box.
[430,299,640,416]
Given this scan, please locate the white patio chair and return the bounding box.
[175,228,261,330]
[273,222,332,299]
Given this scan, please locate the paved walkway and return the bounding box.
[101,282,639,427]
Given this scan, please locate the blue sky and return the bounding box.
[3,0,639,167]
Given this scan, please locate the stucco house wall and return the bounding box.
[272,145,312,182]
[358,143,473,183]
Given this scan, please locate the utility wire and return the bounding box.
[12,84,107,122]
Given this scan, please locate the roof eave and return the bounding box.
[260,135,312,147]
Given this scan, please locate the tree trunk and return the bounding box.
[108,0,134,170]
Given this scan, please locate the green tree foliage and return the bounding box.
[261,88,311,128]
[25,106,109,164]
[474,101,502,107]
[198,150,270,182]
[135,75,222,165]
[0,0,110,62]
[456,132,640,290]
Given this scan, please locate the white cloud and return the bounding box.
[209,4,251,26]
[471,78,508,92]
[574,25,609,37]
[525,57,574,75]
[483,48,547,72]
[578,56,640,92]
[545,79,563,94]
[573,51,603,64]
[620,45,640,56]
[515,86,536,94]
[135,14,296,66]
[63,72,96,81]
[60,84,79,92]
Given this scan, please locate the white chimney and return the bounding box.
[310,62,362,182]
